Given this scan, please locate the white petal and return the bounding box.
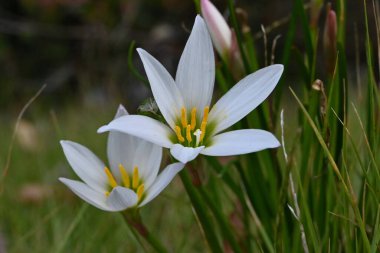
[107,133,137,180]
[132,141,162,188]
[139,162,184,207]
[201,129,280,156]
[170,144,205,163]
[209,65,284,134]
[107,105,135,179]
[60,140,107,190]
[98,115,173,149]
[114,104,129,117]
[137,48,184,129]
[106,186,138,211]
[175,15,215,112]
[59,178,109,211]
[201,0,232,56]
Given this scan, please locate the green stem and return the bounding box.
[122,211,168,253]
[55,204,88,253]
[128,41,149,86]
[199,187,243,253]
[227,0,251,74]
[179,170,223,253]
[235,162,275,253]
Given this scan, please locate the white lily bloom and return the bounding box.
[98,16,283,164]
[59,105,184,211]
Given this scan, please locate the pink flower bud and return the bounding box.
[201,0,232,58]
[323,4,337,74]
[323,4,337,53]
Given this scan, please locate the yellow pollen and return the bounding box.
[132,166,139,189]
[104,167,118,188]
[190,108,197,130]
[200,121,207,141]
[175,125,185,142]
[137,184,145,200]
[105,191,110,197]
[202,106,209,123]
[186,125,192,142]
[181,107,188,127]
[119,164,130,188]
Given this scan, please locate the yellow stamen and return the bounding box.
[190,107,197,130]
[200,121,207,141]
[181,107,188,127]
[119,164,130,188]
[104,167,118,188]
[137,184,145,200]
[186,124,192,142]
[132,166,139,189]
[175,125,185,142]
[202,106,209,123]
[105,191,110,197]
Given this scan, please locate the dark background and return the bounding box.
[0,0,377,112]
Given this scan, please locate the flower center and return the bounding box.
[103,165,144,202]
[174,106,209,147]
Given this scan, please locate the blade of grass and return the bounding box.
[370,205,380,253]
[54,203,88,253]
[294,0,314,71]
[122,211,168,253]
[363,0,377,150]
[241,184,275,253]
[280,110,310,253]
[226,0,251,74]
[128,41,149,86]
[179,169,223,253]
[0,84,46,194]
[199,187,243,253]
[351,103,380,181]
[290,87,371,252]
[290,156,321,253]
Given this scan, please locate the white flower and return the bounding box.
[98,16,283,164]
[59,105,184,211]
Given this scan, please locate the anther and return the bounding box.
[186,125,192,142]
[137,184,145,201]
[105,191,110,197]
[119,164,130,188]
[175,125,185,143]
[132,166,139,189]
[181,107,188,127]
[104,167,118,188]
[202,106,209,123]
[190,108,197,130]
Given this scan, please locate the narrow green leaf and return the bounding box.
[128,41,149,86]
[179,170,223,253]
[226,0,251,74]
[290,87,371,252]
[54,204,88,253]
[370,205,380,253]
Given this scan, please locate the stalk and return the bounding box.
[122,210,168,253]
[179,169,223,253]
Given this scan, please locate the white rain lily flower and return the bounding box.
[98,16,283,164]
[59,105,184,211]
